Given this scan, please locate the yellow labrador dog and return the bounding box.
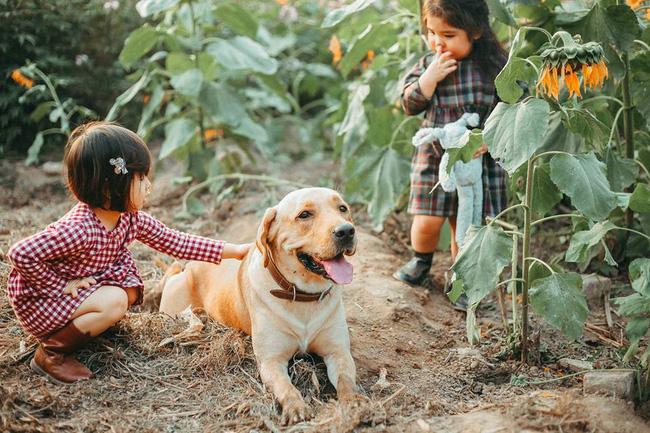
[159,187,358,423]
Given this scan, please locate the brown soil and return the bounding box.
[1,158,648,433]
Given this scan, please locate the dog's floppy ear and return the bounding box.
[256,207,277,267]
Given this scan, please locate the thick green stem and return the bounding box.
[487,203,528,227]
[188,0,205,149]
[509,234,519,335]
[520,158,535,364]
[622,51,634,231]
[531,213,585,227]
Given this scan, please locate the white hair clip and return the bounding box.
[109,157,128,175]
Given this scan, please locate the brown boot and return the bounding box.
[30,322,94,385]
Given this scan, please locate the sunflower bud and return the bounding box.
[536,32,608,100]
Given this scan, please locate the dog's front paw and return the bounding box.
[339,390,367,408]
[281,398,309,425]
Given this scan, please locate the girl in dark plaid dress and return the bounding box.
[7,122,251,385]
[393,0,507,310]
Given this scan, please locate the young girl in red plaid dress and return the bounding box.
[393,0,508,310]
[7,122,250,384]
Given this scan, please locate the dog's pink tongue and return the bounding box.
[321,256,353,285]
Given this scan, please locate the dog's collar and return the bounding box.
[263,245,333,302]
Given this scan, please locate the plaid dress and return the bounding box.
[401,52,507,218]
[7,203,224,338]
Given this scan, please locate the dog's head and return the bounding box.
[256,187,356,289]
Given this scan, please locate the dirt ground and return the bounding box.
[1,157,649,433]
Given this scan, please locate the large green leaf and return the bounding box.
[529,272,589,340]
[206,37,278,75]
[483,99,550,175]
[539,111,585,154]
[451,225,513,304]
[214,3,258,38]
[629,184,650,213]
[106,72,151,121]
[199,82,247,127]
[565,220,616,263]
[137,85,164,136]
[232,116,268,143]
[605,148,638,192]
[630,53,650,130]
[119,25,159,67]
[165,52,193,75]
[160,118,196,159]
[339,23,392,77]
[532,163,562,215]
[494,57,536,103]
[170,69,203,97]
[445,130,483,173]
[135,0,180,17]
[25,132,44,166]
[486,0,516,27]
[197,53,218,81]
[549,153,617,221]
[338,83,370,137]
[361,148,409,229]
[322,0,377,28]
[617,293,650,317]
[569,2,641,51]
[630,258,650,296]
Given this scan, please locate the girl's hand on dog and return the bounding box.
[222,243,252,261]
[63,276,97,298]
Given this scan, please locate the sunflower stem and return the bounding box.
[622,51,635,232]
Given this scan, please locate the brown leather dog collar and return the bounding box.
[263,245,332,302]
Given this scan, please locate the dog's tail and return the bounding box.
[159,261,184,291]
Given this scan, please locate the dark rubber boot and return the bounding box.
[393,254,432,286]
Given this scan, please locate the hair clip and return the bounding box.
[109,157,128,175]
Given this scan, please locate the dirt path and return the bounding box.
[1,159,648,433]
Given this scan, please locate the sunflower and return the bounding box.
[203,128,224,142]
[11,69,34,89]
[626,0,644,9]
[328,35,342,65]
[536,34,608,100]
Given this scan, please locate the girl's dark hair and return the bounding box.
[64,121,151,212]
[421,0,507,81]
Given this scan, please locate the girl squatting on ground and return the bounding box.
[393,0,508,310]
[7,122,250,385]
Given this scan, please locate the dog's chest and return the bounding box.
[266,299,339,353]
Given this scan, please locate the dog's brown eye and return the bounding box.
[298,211,312,219]
[339,205,348,213]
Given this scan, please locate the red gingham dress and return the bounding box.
[7,203,224,338]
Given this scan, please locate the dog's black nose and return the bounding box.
[333,223,355,241]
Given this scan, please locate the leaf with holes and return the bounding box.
[484,99,550,175]
[451,225,513,305]
[550,153,617,221]
[529,272,589,340]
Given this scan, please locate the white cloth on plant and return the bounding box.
[411,113,482,246]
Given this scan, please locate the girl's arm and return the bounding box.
[401,52,457,115]
[135,212,247,264]
[7,223,89,296]
[401,55,432,116]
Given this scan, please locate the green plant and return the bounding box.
[329,0,650,363]
[1,0,142,156]
[111,0,341,190]
[16,64,96,165]
[452,1,650,363]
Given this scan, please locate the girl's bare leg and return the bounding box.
[411,215,446,252]
[448,216,458,260]
[69,286,129,336]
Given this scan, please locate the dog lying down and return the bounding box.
[159,187,359,423]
